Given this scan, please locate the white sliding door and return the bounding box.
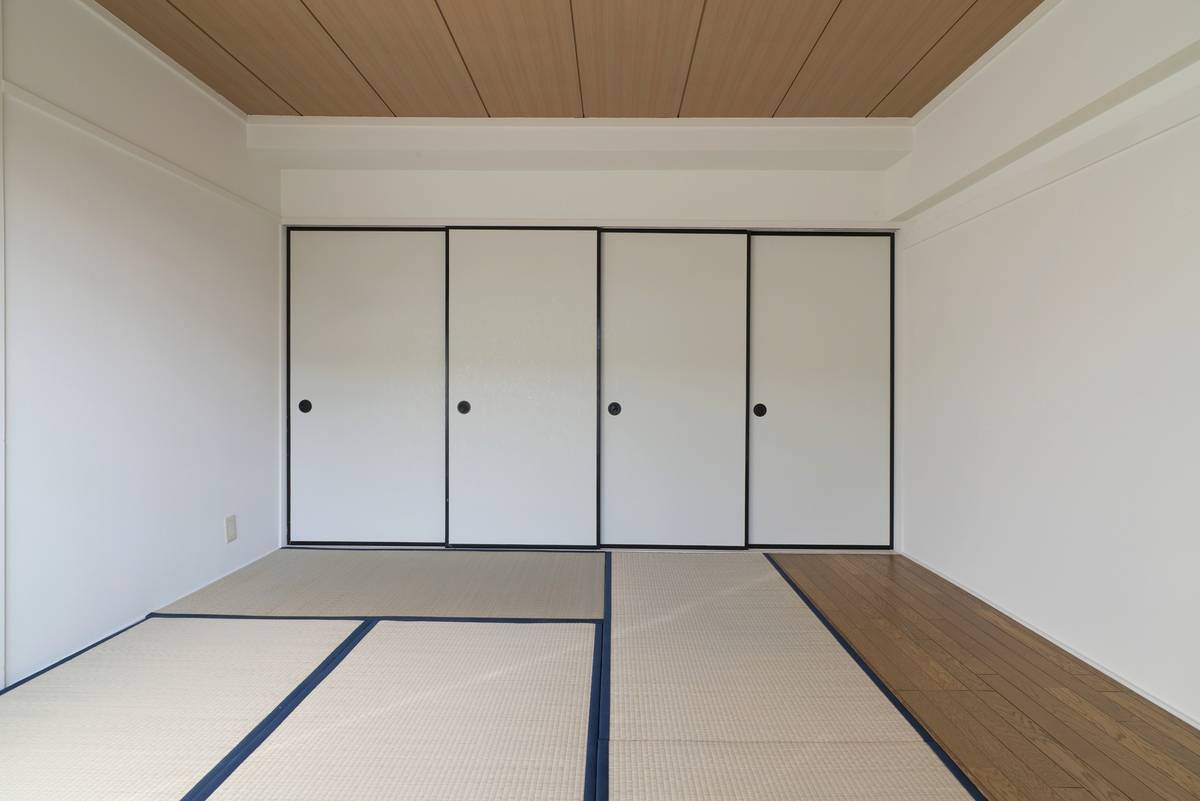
[748,235,891,546]
[447,229,597,546]
[601,232,747,547]
[289,230,445,543]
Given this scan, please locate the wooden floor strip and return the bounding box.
[771,554,1200,801]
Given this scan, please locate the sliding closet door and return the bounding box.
[447,229,597,546]
[749,235,891,546]
[289,230,445,543]
[601,232,746,547]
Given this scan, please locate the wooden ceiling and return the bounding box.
[98,0,1041,118]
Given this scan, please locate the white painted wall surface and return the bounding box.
[248,115,912,173]
[888,0,1200,219]
[281,168,885,229]
[897,8,1200,721]
[2,0,281,684]
[2,0,278,212]
[0,0,8,682]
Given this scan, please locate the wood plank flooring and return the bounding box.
[771,554,1200,801]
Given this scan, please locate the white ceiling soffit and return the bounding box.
[245,116,912,171]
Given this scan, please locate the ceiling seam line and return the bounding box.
[770,0,844,118]
[162,0,300,115]
[568,0,586,116]
[868,0,981,117]
[432,0,491,117]
[298,0,398,116]
[676,0,709,117]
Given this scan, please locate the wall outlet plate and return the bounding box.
[225,515,238,543]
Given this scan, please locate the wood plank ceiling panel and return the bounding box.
[436,0,582,117]
[96,0,296,115]
[679,0,841,118]
[776,0,976,117]
[301,0,486,116]
[572,0,706,117]
[98,0,1045,119]
[871,0,1043,117]
[168,0,392,116]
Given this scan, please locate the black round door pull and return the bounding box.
[608,402,622,416]
[457,400,471,414]
[753,403,767,417]
[298,399,312,413]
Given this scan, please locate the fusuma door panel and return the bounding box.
[289,230,445,543]
[748,235,891,546]
[447,229,597,546]
[600,232,747,547]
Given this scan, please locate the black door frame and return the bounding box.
[285,226,895,551]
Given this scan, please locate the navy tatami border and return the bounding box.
[282,544,603,554]
[180,619,377,801]
[284,543,892,552]
[0,617,149,698]
[596,551,612,801]
[3,560,614,801]
[148,612,601,625]
[583,621,603,801]
[166,614,608,800]
[0,613,603,692]
[763,554,988,801]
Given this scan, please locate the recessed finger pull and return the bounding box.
[608,402,622,416]
[298,399,313,413]
[753,403,767,417]
[457,400,471,414]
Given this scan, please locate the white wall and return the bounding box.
[2,0,282,684]
[887,0,1200,219]
[281,168,885,229]
[2,0,278,212]
[258,115,901,228]
[896,0,1200,724]
[0,0,8,682]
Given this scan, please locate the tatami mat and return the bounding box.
[4,551,976,800]
[0,617,358,801]
[608,552,972,800]
[609,741,974,801]
[161,548,605,619]
[208,620,596,801]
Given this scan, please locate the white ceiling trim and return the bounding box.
[911,0,1063,125]
[246,116,912,172]
[81,0,248,123]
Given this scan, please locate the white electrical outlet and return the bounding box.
[225,515,238,543]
